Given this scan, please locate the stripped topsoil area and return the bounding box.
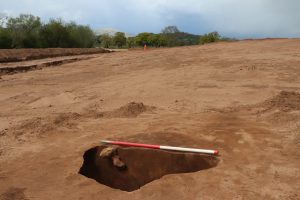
[0,39,299,200]
[0,48,112,76]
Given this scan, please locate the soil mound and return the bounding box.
[13,117,53,137]
[102,102,155,118]
[79,145,218,192]
[261,91,300,112]
[0,48,110,63]
[53,112,81,125]
[0,56,96,76]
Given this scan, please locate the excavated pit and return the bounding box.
[79,145,219,192]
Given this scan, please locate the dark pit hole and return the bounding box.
[79,145,219,192]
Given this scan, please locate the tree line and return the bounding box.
[0,14,235,49]
[97,26,228,49]
[0,14,95,48]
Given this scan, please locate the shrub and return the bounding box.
[98,34,113,48]
[199,32,221,45]
[113,32,126,48]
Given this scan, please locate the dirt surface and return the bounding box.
[0,39,299,199]
[0,54,107,76]
[0,48,110,63]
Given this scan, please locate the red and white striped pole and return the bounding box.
[100,140,219,155]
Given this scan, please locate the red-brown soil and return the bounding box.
[0,39,299,199]
[0,48,110,63]
[0,54,106,76]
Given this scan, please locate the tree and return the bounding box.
[40,19,71,48]
[135,32,152,46]
[0,13,97,48]
[161,26,180,34]
[126,37,136,48]
[99,33,113,48]
[67,22,95,48]
[6,14,41,48]
[157,34,168,47]
[0,28,13,48]
[40,20,95,48]
[147,34,168,47]
[199,32,221,45]
[113,32,126,48]
[148,34,159,47]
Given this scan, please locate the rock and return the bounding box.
[99,146,127,170]
[112,155,126,170]
[99,146,118,158]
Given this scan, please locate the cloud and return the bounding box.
[0,0,299,38]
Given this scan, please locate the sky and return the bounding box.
[1,0,300,38]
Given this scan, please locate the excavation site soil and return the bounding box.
[0,39,299,199]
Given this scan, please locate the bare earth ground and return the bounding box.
[0,39,300,199]
[0,54,106,76]
[0,48,109,63]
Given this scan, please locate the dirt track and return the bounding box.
[0,39,300,199]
